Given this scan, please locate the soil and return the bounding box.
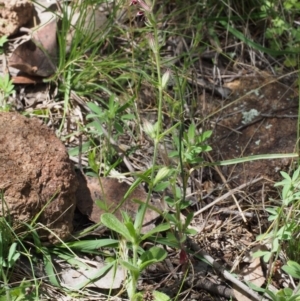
[212,74,298,184]
[0,112,78,243]
[0,0,33,36]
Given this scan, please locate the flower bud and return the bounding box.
[161,69,171,89]
[154,167,171,185]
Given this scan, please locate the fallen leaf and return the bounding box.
[60,261,125,289]
[76,171,164,233]
[241,256,265,286]
[233,245,266,301]
[9,16,57,77]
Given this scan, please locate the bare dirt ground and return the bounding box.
[213,74,297,185]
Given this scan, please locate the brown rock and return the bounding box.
[0,112,78,243]
[0,0,33,36]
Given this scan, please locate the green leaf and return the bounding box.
[148,246,167,262]
[292,168,300,182]
[153,181,170,192]
[164,196,175,206]
[154,167,171,186]
[280,171,292,181]
[187,122,196,143]
[7,242,20,267]
[185,228,197,235]
[199,130,212,142]
[149,236,180,249]
[68,141,91,156]
[120,259,139,273]
[282,261,300,279]
[276,287,293,298]
[265,207,278,215]
[88,151,99,173]
[153,290,171,301]
[95,199,109,212]
[200,145,212,152]
[116,101,131,114]
[168,150,179,158]
[134,204,146,232]
[0,36,8,48]
[121,211,132,223]
[141,223,170,241]
[138,259,157,271]
[43,250,60,287]
[139,247,167,271]
[64,239,119,252]
[179,200,191,210]
[132,292,143,301]
[263,252,272,262]
[282,184,292,200]
[87,102,103,115]
[101,213,132,242]
[219,20,298,55]
[114,121,124,134]
[86,119,104,134]
[274,178,290,187]
[252,250,271,259]
[51,249,89,269]
[217,153,298,166]
[164,213,178,224]
[284,56,297,67]
[121,113,135,121]
[183,212,194,230]
[0,233,4,267]
[271,237,279,253]
[125,220,138,243]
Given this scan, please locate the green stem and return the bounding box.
[2,268,11,301]
[127,244,139,300]
[137,14,163,234]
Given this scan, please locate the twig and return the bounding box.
[194,177,263,217]
[213,207,255,218]
[188,238,271,301]
[186,275,233,299]
[206,152,247,223]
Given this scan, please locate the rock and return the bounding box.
[0,112,78,243]
[0,0,33,36]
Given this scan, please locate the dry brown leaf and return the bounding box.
[60,260,125,289]
[233,246,266,301]
[76,171,164,233]
[9,17,57,77]
[232,288,253,301]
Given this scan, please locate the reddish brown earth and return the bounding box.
[0,0,33,36]
[211,74,298,185]
[0,112,78,243]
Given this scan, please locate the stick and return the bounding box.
[194,177,263,217]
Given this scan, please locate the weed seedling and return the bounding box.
[101,206,170,300]
[0,74,14,110]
